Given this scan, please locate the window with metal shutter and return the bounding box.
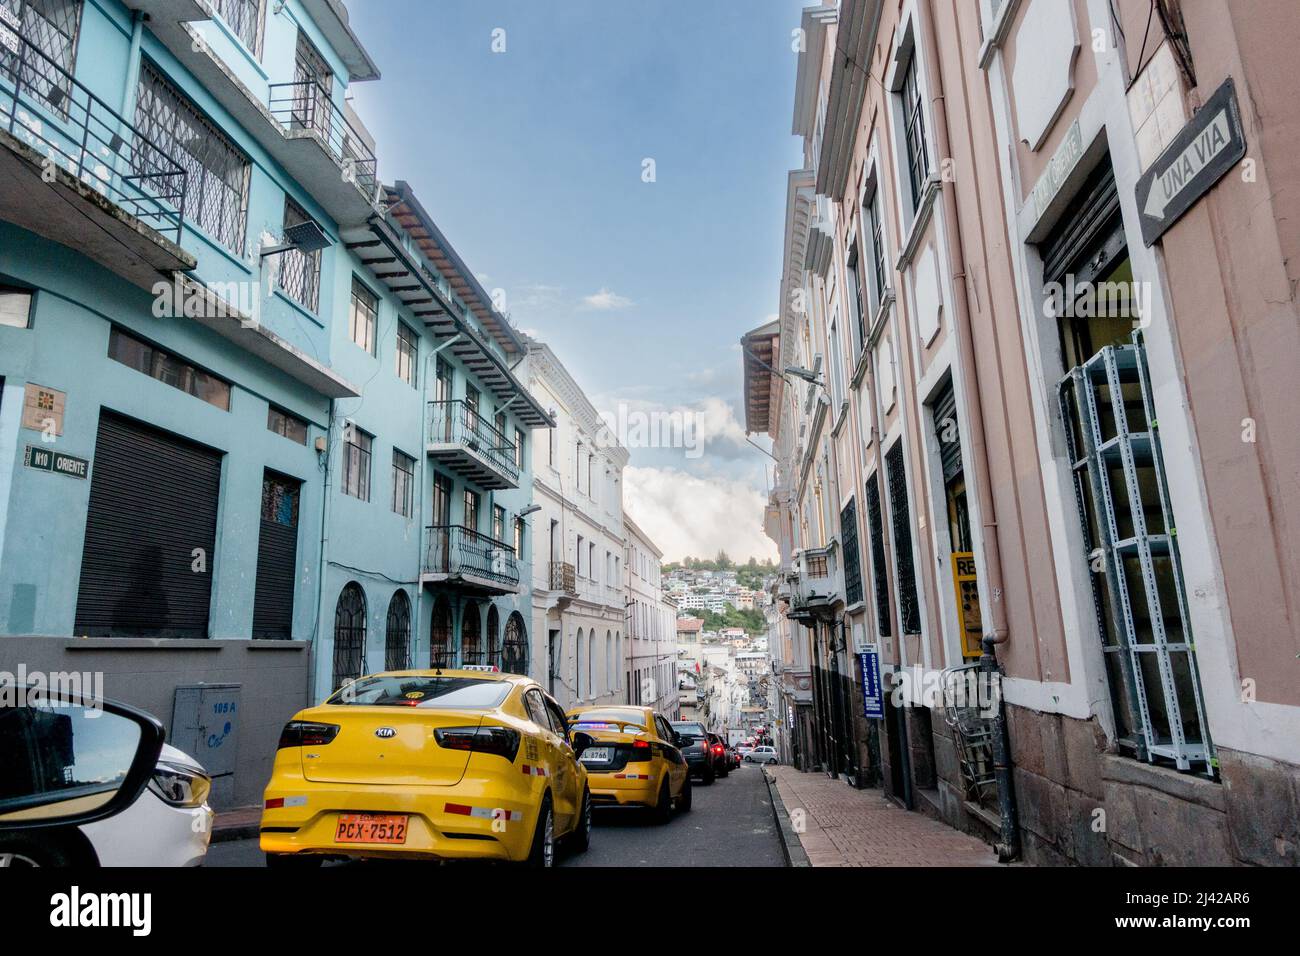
[931,381,962,484]
[74,410,222,638]
[252,470,300,640]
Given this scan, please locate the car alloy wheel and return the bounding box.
[0,853,39,868]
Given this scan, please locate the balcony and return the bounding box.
[786,543,844,625]
[135,6,378,226]
[426,400,520,490]
[421,525,519,596]
[0,24,195,289]
[549,560,577,595]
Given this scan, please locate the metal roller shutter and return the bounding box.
[74,410,222,638]
[252,471,300,640]
[931,382,962,483]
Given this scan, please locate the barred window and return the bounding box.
[135,62,249,253]
[210,0,263,56]
[391,449,415,517]
[349,277,377,354]
[885,442,921,634]
[395,322,417,386]
[279,197,321,311]
[342,423,372,501]
[0,0,85,116]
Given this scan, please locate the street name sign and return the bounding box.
[1136,78,1245,246]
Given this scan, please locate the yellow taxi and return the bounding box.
[564,705,690,821]
[259,668,594,867]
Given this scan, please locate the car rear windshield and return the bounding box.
[672,722,706,738]
[327,676,511,709]
[569,708,646,733]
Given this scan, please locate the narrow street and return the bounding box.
[204,764,783,868]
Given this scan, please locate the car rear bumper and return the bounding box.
[259,777,537,862]
[585,770,659,807]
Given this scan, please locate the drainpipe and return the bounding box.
[311,398,336,706]
[120,12,145,116]
[918,9,1019,861]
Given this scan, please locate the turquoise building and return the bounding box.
[0,0,548,804]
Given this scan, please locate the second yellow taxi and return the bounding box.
[565,705,691,821]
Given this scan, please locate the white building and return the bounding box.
[623,514,677,718]
[520,338,628,710]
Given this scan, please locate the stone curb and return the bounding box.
[763,768,810,868]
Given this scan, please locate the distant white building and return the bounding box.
[624,513,677,718]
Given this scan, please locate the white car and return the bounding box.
[744,746,779,765]
[78,743,214,867]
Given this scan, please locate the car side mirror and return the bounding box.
[571,731,595,756]
[673,733,685,748]
[0,684,165,831]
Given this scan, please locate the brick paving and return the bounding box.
[767,766,1004,867]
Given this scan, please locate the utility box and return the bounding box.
[171,683,241,808]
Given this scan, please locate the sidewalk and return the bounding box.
[765,766,1003,867]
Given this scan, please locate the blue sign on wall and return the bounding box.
[859,646,883,719]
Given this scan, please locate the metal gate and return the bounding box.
[332,582,366,690]
[75,410,221,638]
[252,470,299,639]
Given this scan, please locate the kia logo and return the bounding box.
[375,727,397,739]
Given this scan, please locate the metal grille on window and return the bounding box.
[261,473,298,526]
[384,591,410,671]
[865,473,892,636]
[210,0,263,55]
[840,497,864,606]
[430,596,452,668]
[885,443,922,634]
[0,0,84,116]
[332,582,366,691]
[279,196,320,310]
[486,605,500,668]
[901,53,929,211]
[1058,330,1213,774]
[135,62,249,253]
[510,617,530,683]
[460,602,482,666]
[291,29,331,139]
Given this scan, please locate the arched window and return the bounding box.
[486,605,501,668]
[333,582,367,691]
[461,602,482,665]
[605,630,613,698]
[503,611,528,675]
[576,628,585,698]
[588,631,596,699]
[385,591,411,671]
[431,595,452,668]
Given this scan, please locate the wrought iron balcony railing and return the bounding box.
[0,22,187,244]
[426,400,520,486]
[549,560,577,594]
[423,525,519,590]
[268,79,377,197]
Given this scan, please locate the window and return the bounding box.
[846,240,867,352]
[291,29,332,139]
[899,49,930,211]
[0,286,32,329]
[514,428,525,469]
[576,535,585,575]
[841,498,864,606]
[210,0,263,55]
[463,488,480,531]
[885,443,921,634]
[135,63,249,253]
[460,602,482,665]
[465,386,480,433]
[548,427,554,467]
[395,323,417,386]
[109,327,230,410]
[1,0,85,115]
[430,596,452,668]
[492,504,506,543]
[486,605,500,667]
[392,449,415,517]
[384,591,411,671]
[348,276,377,354]
[867,186,887,311]
[514,516,525,557]
[267,406,307,444]
[342,423,372,501]
[866,473,892,637]
[503,611,528,675]
[280,197,321,311]
[332,582,366,690]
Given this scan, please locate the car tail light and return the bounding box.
[435,725,521,763]
[628,739,652,762]
[278,720,340,749]
[712,743,724,754]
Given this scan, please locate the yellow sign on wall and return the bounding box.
[951,552,983,659]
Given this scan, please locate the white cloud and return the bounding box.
[581,287,633,310]
[623,466,777,564]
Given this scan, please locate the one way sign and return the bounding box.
[1135,78,1246,246]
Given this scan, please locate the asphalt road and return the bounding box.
[204,762,785,868]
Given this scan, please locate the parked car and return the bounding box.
[744,745,779,765]
[706,732,730,778]
[728,745,741,770]
[737,742,755,760]
[566,705,690,822]
[670,720,715,784]
[0,684,214,867]
[261,669,595,867]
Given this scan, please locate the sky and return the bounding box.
[348,0,806,562]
